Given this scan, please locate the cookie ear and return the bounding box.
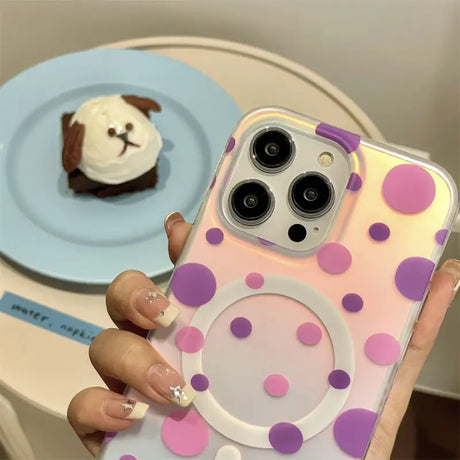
[122,95,161,118]
[62,114,84,173]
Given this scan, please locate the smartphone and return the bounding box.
[99,107,458,459]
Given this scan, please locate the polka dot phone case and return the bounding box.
[99,108,458,460]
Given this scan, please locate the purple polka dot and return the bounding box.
[104,431,117,443]
[269,423,303,454]
[209,175,216,189]
[225,137,236,153]
[297,322,322,345]
[315,123,360,154]
[119,456,137,460]
[206,227,224,245]
[230,317,252,338]
[162,410,209,456]
[191,374,209,391]
[341,293,363,312]
[382,164,436,214]
[435,229,448,245]
[264,374,290,397]
[333,408,378,457]
[328,370,351,389]
[395,256,435,301]
[346,173,362,191]
[365,333,401,365]
[317,242,352,274]
[176,327,205,353]
[369,222,390,241]
[258,237,274,246]
[246,272,264,289]
[171,263,217,307]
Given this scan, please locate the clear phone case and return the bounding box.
[99,107,458,460]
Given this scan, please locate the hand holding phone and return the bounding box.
[70,108,458,459]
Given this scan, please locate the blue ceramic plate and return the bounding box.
[0,49,242,284]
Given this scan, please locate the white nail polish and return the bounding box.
[154,303,180,327]
[170,383,196,407]
[147,364,196,407]
[440,260,460,306]
[453,279,460,296]
[125,401,149,419]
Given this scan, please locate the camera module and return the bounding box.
[230,180,273,225]
[252,129,294,171]
[289,173,334,217]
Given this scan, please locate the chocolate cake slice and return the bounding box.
[67,166,158,199]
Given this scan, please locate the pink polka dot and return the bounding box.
[246,272,264,289]
[119,456,137,460]
[176,327,205,353]
[365,333,401,365]
[382,164,435,214]
[264,374,290,397]
[162,409,209,456]
[297,322,322,345]
[317,243,352,274]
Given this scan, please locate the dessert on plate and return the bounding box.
[61,94,162,198]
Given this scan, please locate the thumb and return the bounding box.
[164,212,192,264]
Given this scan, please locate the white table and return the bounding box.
[0,36,456,459]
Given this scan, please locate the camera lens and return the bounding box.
[290,173,334,217]
[230,181,272,224]
[252,130,293,171]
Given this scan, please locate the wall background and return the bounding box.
[1,0,458,408]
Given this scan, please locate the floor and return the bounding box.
[392,391,460,460]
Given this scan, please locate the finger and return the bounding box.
[396,259,459,390]
[105,213,191,333]
[89,328,196,408]
[67,387,148,456]
[106,270,180,332]
[164,212,192,264]
[367,259,460,459]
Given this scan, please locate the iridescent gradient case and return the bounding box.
[99,108,458,460]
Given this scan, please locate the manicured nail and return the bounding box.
[164,211,184,236]
[146,363,196,407]
[440,259,460,280]
[133,288,180,327]
[440,259,460,305]
[105,397,148,420]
